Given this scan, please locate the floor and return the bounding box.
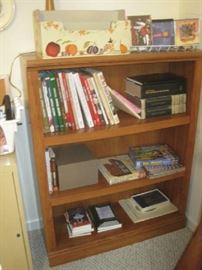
[29,227,192,270]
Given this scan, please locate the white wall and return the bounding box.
[2,0,201,231]
[179,0,202,230]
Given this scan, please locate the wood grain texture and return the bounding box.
[20,51,202,266]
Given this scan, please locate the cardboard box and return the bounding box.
[33,9,132,58]
[54,144,98,190]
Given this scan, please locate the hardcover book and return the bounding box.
[98,154,146,185]
[128,15,152,46]
[88,203,122,232]
[175,18,200,46]
[128,144,179,169]
[152,19,175,46]
[125,72,186,98]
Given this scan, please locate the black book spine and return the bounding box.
[126,80,186,98]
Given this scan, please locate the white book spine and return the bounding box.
[73,73,94,128]
[97,72,120,125]
[66,72,85,129]
[45,148,53,194]
[57,72,69,119]
[89,77,109,125]
[41,78,55,132]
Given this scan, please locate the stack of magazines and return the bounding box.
[128,143,185,178]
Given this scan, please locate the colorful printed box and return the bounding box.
[33,10,132,59]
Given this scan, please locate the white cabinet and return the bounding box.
[0,154,32,270]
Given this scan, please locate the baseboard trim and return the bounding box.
[27,217,42,231]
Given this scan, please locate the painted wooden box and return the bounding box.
[33,9,132,59]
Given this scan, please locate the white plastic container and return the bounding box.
[0,119,18,155]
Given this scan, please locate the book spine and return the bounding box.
[93,72,115,125]
[125,79,186,98]
[109,88,141,119]
[73,72,94,128]
[96,72,120,125]
[38,76,50,133]
[79,74,101,126]
[49,72,65,132]
[45,148,53,194]
[87,76,108,125]
[126,92,187,109]
[55,72,68,129]
[66,72,85,129]
[88,77,109,125]
[40,74,55,133]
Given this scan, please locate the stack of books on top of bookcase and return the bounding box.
[128,143,185,179]
[125,72,187,119]
[38,68,120,133]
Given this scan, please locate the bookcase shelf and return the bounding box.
[50,173,185,207]
[21,51,202,266]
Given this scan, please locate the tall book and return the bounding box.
[57,71,76,130]
[66,72,85,129]
[82,68,119,125]
[39,72,55,133]
[38,76,50,133]
[73,72,94,128]
[48,71,65,132]
[79,73,101,126]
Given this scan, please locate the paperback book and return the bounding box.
[128,144,179,169]
[98,154,146,185]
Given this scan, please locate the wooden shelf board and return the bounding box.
[50,172,185,207]
[25,51,202,70]
[44,113,190,147]
[49,209,186,266]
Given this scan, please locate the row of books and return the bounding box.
[125,72,187,119]
[64,203,122,237]
[45,143,185,193]
[98,144,185,185]
[128,16,199,49]
[63,189,178,238]
[39,68,120,133]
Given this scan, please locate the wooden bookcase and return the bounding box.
[21,51,202,266]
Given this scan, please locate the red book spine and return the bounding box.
[61,72,77,130]
[79,74,101,126]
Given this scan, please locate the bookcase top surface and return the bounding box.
[22,50,202,70]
